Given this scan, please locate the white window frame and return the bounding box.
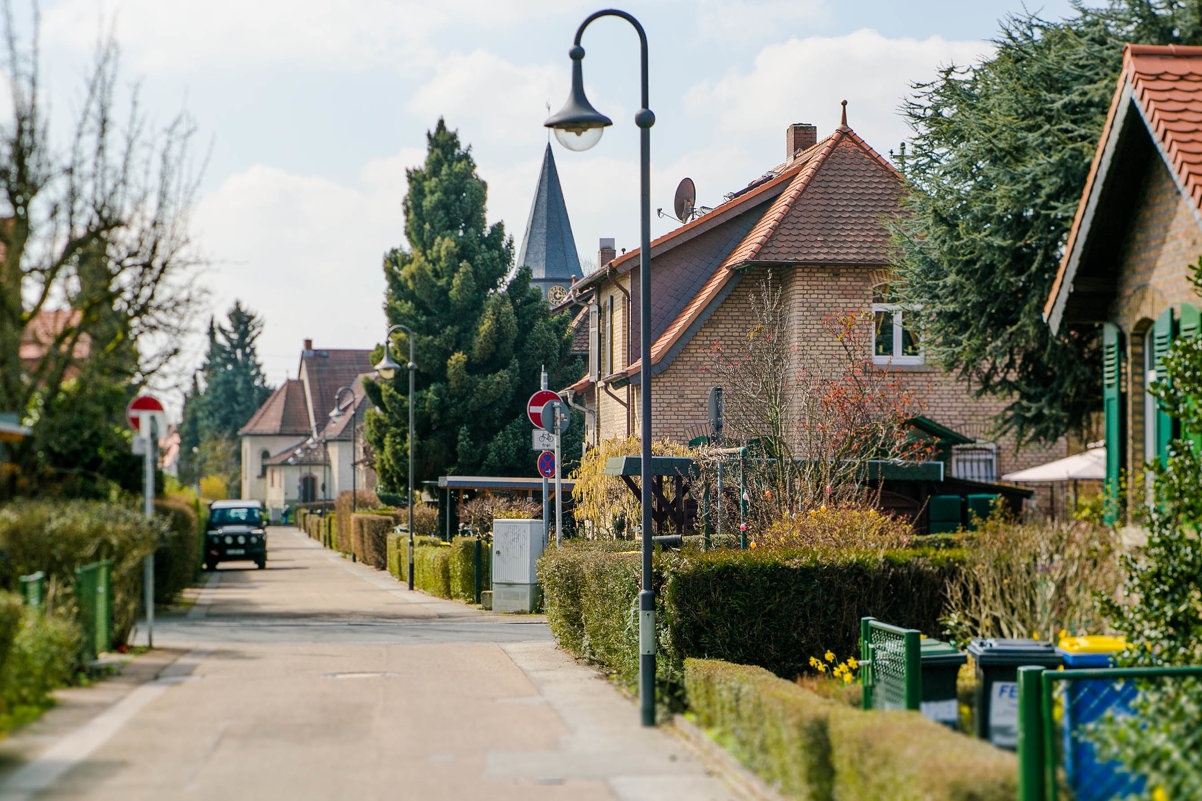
[872,303,924,366]
[950,442,998,483]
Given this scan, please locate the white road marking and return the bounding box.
[0,647,208,801]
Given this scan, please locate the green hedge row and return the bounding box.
[0,601,77,731]
[383,535,487,602]
[0,500,160,646]
[153,498,199,605]
[352,514,392,569]
[685,659,1016,801]
[537,544,962,706]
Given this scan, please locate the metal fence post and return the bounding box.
[1017,666,1046,801]
[860,617,875,710]
[903,629,922,710]
[97,560,112,653]
[19,571,45,613]
[75,562,98,662]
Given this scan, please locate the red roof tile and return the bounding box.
[238,379,311,436]
[1047,44,1202,325]
[615,125,901,379]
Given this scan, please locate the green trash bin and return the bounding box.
[928,495,963,533]
[967,638,1063,749]
[965,493,998,529]
[919,638,967,728]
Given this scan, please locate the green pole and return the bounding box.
[860,617,875,710]
[474,535,482,604]
[1041,672,1060,801]
[903,630,922,710]
[1017,666,1046,801]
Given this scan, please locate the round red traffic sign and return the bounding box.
[537,451,556,477]
[527,390,560,428]
[126,394,165,432]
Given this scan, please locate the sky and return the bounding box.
[24,0,1087,413]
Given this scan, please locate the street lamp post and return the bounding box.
[375,324,416,592]
[546,8,657,727]
[330,386,358,515]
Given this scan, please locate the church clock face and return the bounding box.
[548,284,568,304]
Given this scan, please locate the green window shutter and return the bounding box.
[1180,303,1201,455]
[1153,307,1176,464]
[1102,322,1125,521]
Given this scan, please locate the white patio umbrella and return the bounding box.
[1001,447,1106,483]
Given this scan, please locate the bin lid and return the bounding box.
[966,638,1063,667]
[1056,635,1127,654]
[920,638,968,666]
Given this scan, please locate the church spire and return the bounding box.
[516,143,582,303]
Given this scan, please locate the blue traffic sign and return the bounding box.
[537,451,556,478]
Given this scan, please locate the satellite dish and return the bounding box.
[673,177,696,223]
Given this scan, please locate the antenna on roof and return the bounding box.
[673,177,696,222]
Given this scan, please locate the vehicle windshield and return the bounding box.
[209,506,262,527]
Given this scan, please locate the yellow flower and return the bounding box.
[841,672,853,684]
[816,663,826,673]
[847,657,859,669]
[825,651,836,663]
[749,541,757,549]
[1151,787,1168,801]
[809,656,821,669]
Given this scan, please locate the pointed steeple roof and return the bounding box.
[516,143,582,292]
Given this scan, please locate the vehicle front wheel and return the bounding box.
[204,561,217,572]
[256,558,266,570]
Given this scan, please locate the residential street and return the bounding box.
[0,527,740,801]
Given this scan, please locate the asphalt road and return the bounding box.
[0,527,740,801]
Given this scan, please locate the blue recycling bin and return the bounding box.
[1056,636,1144,801]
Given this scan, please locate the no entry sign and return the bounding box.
[126,394,166,434]
[527,390,560,428]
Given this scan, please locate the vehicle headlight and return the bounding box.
[237,535,246,545]
[224,535,233,544]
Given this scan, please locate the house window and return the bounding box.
[950,443,998,483]
[872,286,922,365]
[260,449,271,478]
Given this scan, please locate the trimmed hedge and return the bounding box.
[153,497,200,604]
[685,658,1016,801]
[352,514,392,569]
[538,544,962,706]
[336,490,380,552]
[414,541,452,598]
[0,607,78,728]
[0,500,159,647]
[448,537,489,601]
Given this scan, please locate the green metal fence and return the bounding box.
[74,560,112,661]
[18,571,45,613]
[860,616,922,712]
[1017,664,1202,801]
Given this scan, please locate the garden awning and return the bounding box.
[1001,447,1105,483]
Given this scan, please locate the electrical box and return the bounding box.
[492,519,545,613]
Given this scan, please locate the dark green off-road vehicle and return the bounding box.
[205,499,267,570]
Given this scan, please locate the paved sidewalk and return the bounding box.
[0,527,752,801]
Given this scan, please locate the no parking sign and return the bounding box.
[537,451,555,478]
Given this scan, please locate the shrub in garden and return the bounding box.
[448,536,488,601]
[411,504,439,538]
[153,497,200,604]
[758,504,912,551]
[570,436,695,539]
[335,490,380,549]
[414,542,452,598]
[0,500,159,646]
[0,608,79,728]
[352,514,392,569]
[458,496,541,538]
[940,511,1120,646]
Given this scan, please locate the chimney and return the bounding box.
[787,123,817,160]
[598,237,616,268]
[303,338,313,352]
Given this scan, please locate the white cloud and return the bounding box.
[683,28,992,158]
[41,0,591,73]
[190,154,420,385]
[695,0,830,46]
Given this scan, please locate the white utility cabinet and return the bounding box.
[492,518,545,613]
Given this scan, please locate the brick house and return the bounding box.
[565,112,1065,515]
[238,340,374,516]
[1046,44,1202,514]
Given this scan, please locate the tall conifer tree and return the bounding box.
[366,120,579,491]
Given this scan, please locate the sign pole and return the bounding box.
[554,405,563,548]
[540,369,550,546]
[142,415,157,649]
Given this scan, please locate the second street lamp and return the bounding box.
[375,324,417,592]
[329,386,358,515]
[546,7,657,727]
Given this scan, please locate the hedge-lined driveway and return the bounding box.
[0,527,738,801]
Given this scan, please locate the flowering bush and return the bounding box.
[758,504,913,551]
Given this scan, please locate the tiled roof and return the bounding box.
[1046,44,1202,328]
[238,379,310,436]
[19,308,89,368]
[614,125,901,380]
[263,436,327,467]
[299,348,374,432]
